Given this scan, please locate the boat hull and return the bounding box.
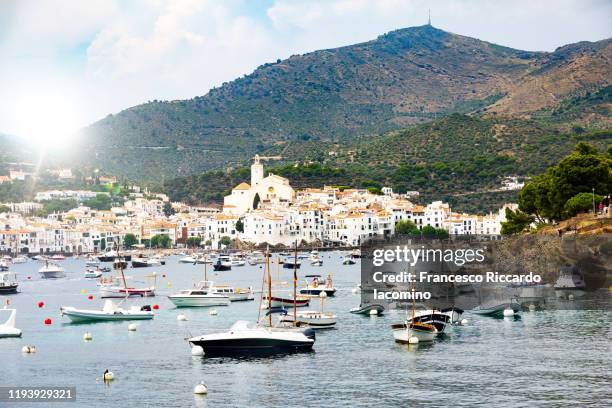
[269,296,310,308]
[61,310,154,323]
[39,271,66,279]
[472,303,520,318]
[393,326,437,343]
[350,304,385,315]
[299,288,336,297]
[213,264,232,271]
[167,296,230,307]
[0,285,18,294]
[100,287,155,298]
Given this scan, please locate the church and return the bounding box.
[222,155,295,216]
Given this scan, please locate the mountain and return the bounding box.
[70,25,610,180]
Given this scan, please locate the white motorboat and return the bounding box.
[39,261,66,279]
[0,272,19,294]
[60,299,154,323]
[50,254,66,261]
[213,255,232,271]
[299,274,337,296]
[279,310,337,329]
[247,251,265,265]
[208,283,254,302]
[84,269,103,279]
[187,320,315,356]
[179,256,197,264]
[85,258,100,267]
[0,305,22,337]
[12,256,27,264]
[168,285,230,307]
[231,255,246,266]
[0,260,8,271]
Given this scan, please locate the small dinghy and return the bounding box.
[350,303,385,315]
[60,299,154,323]
[472,302,520,318]
[0,304,22,338]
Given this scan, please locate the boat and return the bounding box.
[131,256,159,268]
[50,254,66,261]
[187,320,315,356]
[282,258,301,269]
[0,305,22,337]
[38,261,66,279]
[168,260,232,307]
[342,256,356,265]
[350,303,385,315]
[113,259,128,270]
[85,258,100,267]
[350,248,361,258]
[299,274,337,296]
[247,251,265,265]
[411,309,452,334]
[0,272,19,294]
[213,255,232,271]
[210,283,254,302]
[100,259,156,298]
[278,310,337,329]
[168,286,230,307]
[231,254,246,266]
[60,299,154,323]
[12,256,27,264]
[0,260,8,271]
[84,269,103,279]
[179,256,197,264]
[472,302,520,318]
[392,289,439,343]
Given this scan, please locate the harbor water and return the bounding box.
[1,253,610,407]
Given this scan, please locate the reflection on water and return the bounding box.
[1,253,610,407]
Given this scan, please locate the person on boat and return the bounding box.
[325,274,333,288]
[311,277,319,287]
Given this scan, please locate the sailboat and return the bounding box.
[167,261,230,307]
[392,287,438,343]
[187,247,315,356]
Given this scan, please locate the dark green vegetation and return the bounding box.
[123,233,138,248]
[149,234,171,248]
[395,220,449,237]
[2,26,610,213]
[502,142,611,234]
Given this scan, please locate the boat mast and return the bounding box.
[267,246,272,327]
[293,241,297,327]
[118,249,128,289]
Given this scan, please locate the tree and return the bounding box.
[85,194,112,211]
[163,202,175,217]
[235,218,244,233]
[219,236,232,247]
[150,234,171,248]
[564,192,603,217]
[123,233,138,248]
[395,220,420,235]
[186,236,202,248]
[501,208,534,235]
[0,204,9,213]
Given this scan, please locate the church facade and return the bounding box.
[223,155,295,216]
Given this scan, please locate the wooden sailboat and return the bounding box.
[392,286,438,343]
[99,251,156,298]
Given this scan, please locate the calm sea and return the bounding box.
[1,253,610,407]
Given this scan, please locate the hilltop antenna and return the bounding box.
[428,9,431,26]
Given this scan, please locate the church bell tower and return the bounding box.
[251,154,264,186]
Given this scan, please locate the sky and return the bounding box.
[0,0,610,144]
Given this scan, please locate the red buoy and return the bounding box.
[152,304,159,310]
[27,276,32,280]
[37,301,45,308]
[44,318,52,325]
[88,295,94,301]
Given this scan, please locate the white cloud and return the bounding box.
[0,0,610,140]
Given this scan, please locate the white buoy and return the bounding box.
[369,309,378,316]
[351,287,359,294]
[193,382,208,395]
[503,308,514,317]
[83,332,93,341]
[528,304,536,312]
[191,346,204,356]
[22,345,36,353]
[460,319,468,326]
[319,291,328,299]
[177,314,188,321]
[209,309,218,316]
[408,336,419,344]
[127,323,137,331]
[103,371,114,381]
[568,294,574,301]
